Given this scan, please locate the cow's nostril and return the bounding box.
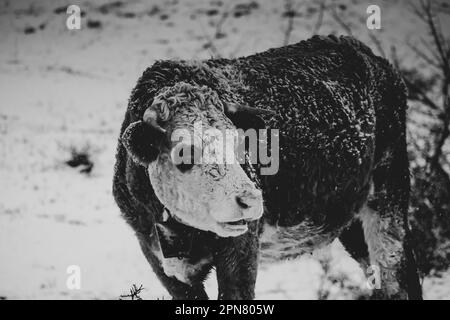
[236,196,250,209]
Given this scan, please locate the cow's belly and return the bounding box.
[259,220,338,263]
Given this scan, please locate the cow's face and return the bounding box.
[122,82,265,237]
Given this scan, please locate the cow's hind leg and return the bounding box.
[342,138,422,298]
[360,124,422,299]
[339,206,420,300]
[358,74,422,300]
[359,200,421,299]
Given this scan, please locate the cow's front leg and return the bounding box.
[137,233,211,300]
[213,223,259,300]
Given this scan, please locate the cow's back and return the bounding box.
[219,36,380,234]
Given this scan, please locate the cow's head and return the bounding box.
[122,82,267,237]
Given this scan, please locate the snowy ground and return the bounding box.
[0,0,449,299]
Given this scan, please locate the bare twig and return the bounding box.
[120,284,144,300]
[312,0,326,35]
[416,0,450,74]
[213,10,230,40]
[407,42,440,69]
[200,32,221,58]
[330,3,352,36]
[199,4,233,58]
[390,45,400,69]
[404,77,441,111]
[409,0,450,171]
[283,0,296,46]
[367,32,386,58]
[419,37,445,66]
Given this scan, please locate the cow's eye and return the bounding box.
[171,144,200,173]
[175,162,194,173]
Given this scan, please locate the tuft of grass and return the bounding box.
[119,284,144,300]
[86,20,102,29]
[65,145,94,175]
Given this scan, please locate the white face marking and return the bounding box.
[148,121,263,237]
[144,84,264,237]
[148,154,263,237]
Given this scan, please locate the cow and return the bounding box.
[113,35,422,300]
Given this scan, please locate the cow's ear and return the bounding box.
[227,112,266,131]
[121,120,165,166]
[224,103,273,131]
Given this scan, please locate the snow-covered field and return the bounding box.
[0,0,449,299]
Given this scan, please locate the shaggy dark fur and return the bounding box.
[113,35,422,299]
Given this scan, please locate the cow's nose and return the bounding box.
[235,190,262,210]
[236,195,251,209]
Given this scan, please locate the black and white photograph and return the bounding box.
[0,0,449,303]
